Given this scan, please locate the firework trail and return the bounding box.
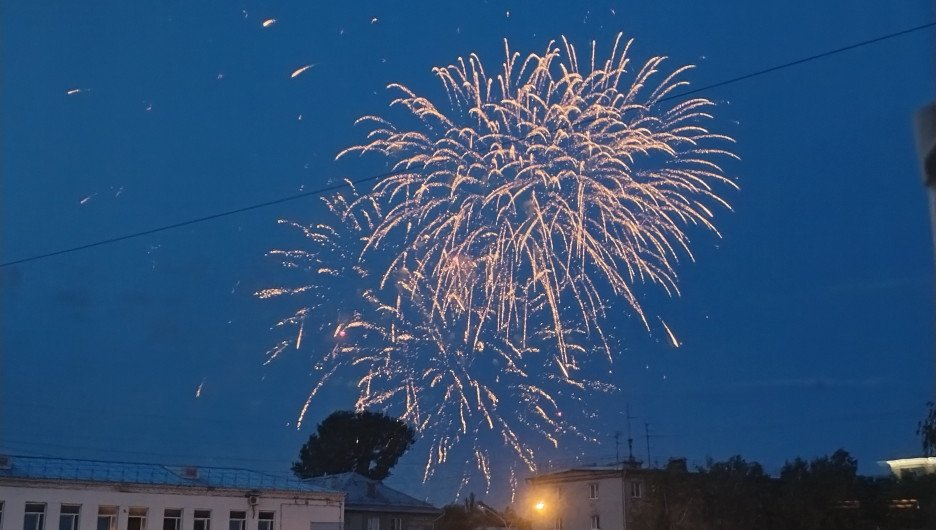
[262,34,737,494]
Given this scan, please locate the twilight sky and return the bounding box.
[2,0,935,506]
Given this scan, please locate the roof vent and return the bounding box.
[0,455,10,470]
[181,466,200,479]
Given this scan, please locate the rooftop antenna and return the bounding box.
[645,423,653,468]
[626,404,636,462]
[644,423,665,468]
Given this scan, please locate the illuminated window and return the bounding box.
[128,508,147,530]
[59,506,80,530]
[390,519,401,530]
[257,511,274,530]
[97,507,116,530]
[24,503,46,530]
[193,511,211,530]
[163,510,182,530]
[590,515,600,530]
[366,517,379,530]
[588,483,598,499]
[228,512,246,530]
[631,481,642,499]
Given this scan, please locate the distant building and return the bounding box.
[881,456,936,478]
[304,473,439,530]
[524,459,688,530]
[0,455,344,530]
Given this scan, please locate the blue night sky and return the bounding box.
[2,0,935,506]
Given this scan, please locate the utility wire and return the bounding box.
[663,21,935,101]
[0,170,399,268]
[2,21,933,269]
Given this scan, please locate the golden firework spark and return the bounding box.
[263,34,737,494]
[290,64,315,78]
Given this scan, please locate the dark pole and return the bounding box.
[645,423,652,468]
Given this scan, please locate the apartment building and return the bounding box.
[0,455,344,530]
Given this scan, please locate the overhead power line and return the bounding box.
[666,21,935,101]
[0,171,396,268]
[2,21,933,269]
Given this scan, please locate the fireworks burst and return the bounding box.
[262,34,737,495]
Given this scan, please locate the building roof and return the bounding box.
[304,473,439,514]
[527,464,625,483]
[881,457,936,477]
[526,460,681,484]
[0,455,336,495]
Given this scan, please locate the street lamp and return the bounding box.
[534,501,545,513]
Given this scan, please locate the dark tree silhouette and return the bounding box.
[918,402,936,456]
[292,410,416,480]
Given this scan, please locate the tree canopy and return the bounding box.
[918,401,936,456]
[292,410,416,481]
[434,494,529,530]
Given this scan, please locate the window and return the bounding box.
[128,508,147,530]
[193,511,211,530]
[163,510,182,530]
[389,519,401,530]
[366,517,379,530]
[630,481,642,499]
[590,516,600,530]
[257,512,274,530]
[24,503,46,530]
[229,512,246,530]
[588,483,598,499]
[97,507,116,530]
[59,506,80,530]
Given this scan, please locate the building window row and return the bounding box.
[193,511,211,530]
[0,504,274,530]
[59,506,80,530]
[163,510,181,530]
[24,504,45,530]
[98,506,117,530]
[257,512,273,530]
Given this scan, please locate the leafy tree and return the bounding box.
[435,503,475,530]
[292,410,415,480]
[436,494,493,530]
[434,494,521,530]
[917,401,936,456]
[776,449,860,529]
[695,455,774,529]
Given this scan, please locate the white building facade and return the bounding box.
[0,456,344,530]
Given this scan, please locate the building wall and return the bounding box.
[526,472,647,530]
[344,511,435,530]
[0,481,343,530]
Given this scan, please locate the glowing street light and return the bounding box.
[534,501,545,512]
